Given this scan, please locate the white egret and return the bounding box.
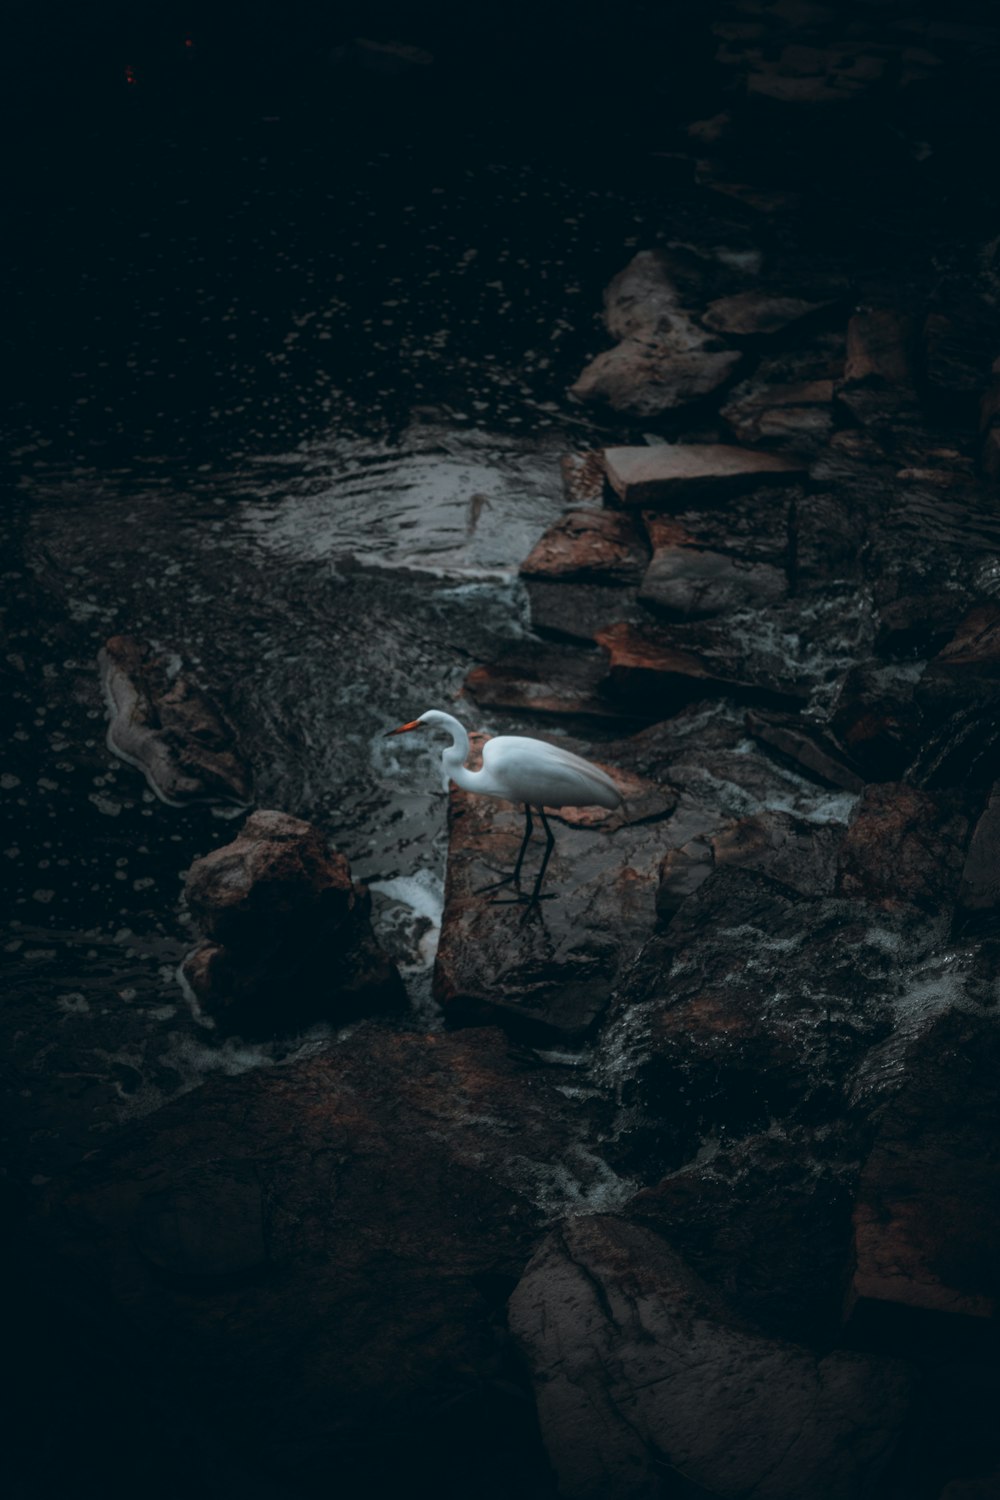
[386,709,622,911]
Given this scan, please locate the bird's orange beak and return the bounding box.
[385,719,423,738]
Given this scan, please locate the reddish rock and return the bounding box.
[596,620,808,711]
[603,443,806,508]
[465,641,640,723]
[98,635,252,807]
[519,509,648,585]
[703,292,831,337]
[181,810,405,1032]
[849,1010,1000,1324]
[49,1027,590,1490]
[434,757,674,1042]
[509,1215,912,1500]
[835,784,969,915]
[843,309,916,387]
[568,251,743,416]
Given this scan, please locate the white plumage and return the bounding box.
[386,709,622,909]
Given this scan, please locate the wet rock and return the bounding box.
[98,635,252,807]
[721,377,835,447]
[50,1027,592,1489]
[520,509,648,586]
[835,784,970,916]
[958,783,1000,917]
[875,593,969,661]
[838,309,918,426]
[519,508,650,642]
[181,810,405,1032]
[828,664,925,782]
[509,1215,912,1500]
[922,307,997,422]
[596,620,809,712]
[849,1009,1000,1325]
[643,491,791,567]
[746,709,864,792]
[657,809,844,918]
[559,450,607,506]
[604,443,806,508]
[628,1129,859,1342]
[703,292,831,337]
[465,641,639,723]
[569,251,742,416]
[912,607,1000,789]
[433,756,674,1043]
[600,869,907,1174]
[639,546,787,620]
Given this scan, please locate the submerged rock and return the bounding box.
[181,810,405,1033]
[508,1215,912,1500]
[98,635,252,807]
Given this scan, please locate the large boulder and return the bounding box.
[508,1215,913,1500]
[181,810,405,1032]
[48,1027,597,1493]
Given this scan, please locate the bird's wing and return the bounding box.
[482,735,622,808]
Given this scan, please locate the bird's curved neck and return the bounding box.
[437,715,481,792]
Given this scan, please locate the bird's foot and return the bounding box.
[474,872,518,896]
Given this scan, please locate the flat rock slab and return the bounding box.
[703,292,831,337]
[433,762,675,1042]
[746,709,865,792]
[596,620,809,711]
[509,1215,912,1500]
[465,641,648,723]
[604,444,806,507]
[99,635,252,806]
[48,1027,593,1487]
[721,378,835,446]
[850,1009,1000,1324]
[519,509,648,585]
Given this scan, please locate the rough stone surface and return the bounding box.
[509,1215,912,1500]
[656,810,844,919]
[703,291,831,337]
[181,810,405,1032]
[596,620,809,711]
[639,545,787,620]
[434,750,674,1042]
[604,443,806,508]
[98,635,253,806]
[849,1009,1000,1324]
[721,376,835,446]
[569,251,743,415]
[746,709,865,792]
[828,664,925,782]
[519,509,649,586]
[48,1027,594,1490]
[835,784,970,915]
[959,783,1000,916]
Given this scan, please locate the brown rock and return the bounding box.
[849,1010,1000,1324]
[836,784,970,915]
[559,450,608,506]
[49,1027,591,1490]
[181,810,405,1031]
[519,509,648,585]
[465,641,641,723]
[596,620,808,711]
[828,664,925,782]
[434,758,674,1042]
[98,635,252,807]
[604,443,806,508]
[843,310,916,387]
[509,1215,912,1500]
[569,251,743,416]
[703,292,830,337]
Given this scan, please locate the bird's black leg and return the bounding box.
[475,804,534,896]
[521,805,556,919]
